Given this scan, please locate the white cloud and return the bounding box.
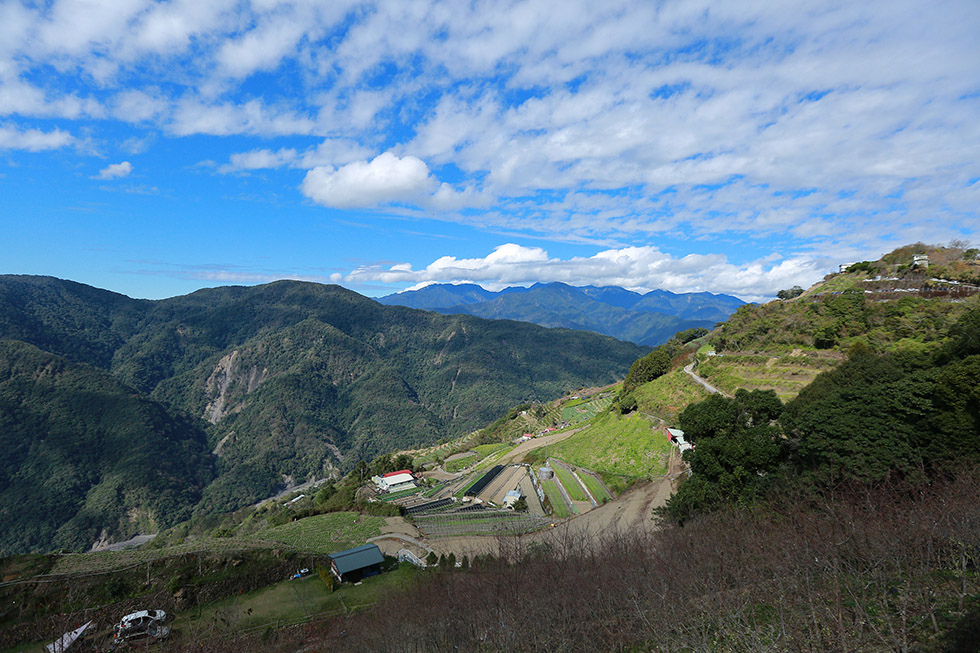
[95,161,133,179]
[300,152,489,210]
[0,124,73,151]
[0,0,974,259]
[345,243,832,302]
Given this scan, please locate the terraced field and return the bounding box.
[413,511,550,537]
[257,512,387,553]
[540,479,572,518]
[540,412,671,480]
[632,368,710,420]
[579,471,612,503]
[561,393,614,423]
[696,349,841,401]
[553,465,588,502]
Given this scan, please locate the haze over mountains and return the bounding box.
[379,282,745,346]
[0,275,645,554]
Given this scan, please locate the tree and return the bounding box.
[425,551,438,567]
[512,497,528,512]
[777,286,804,300]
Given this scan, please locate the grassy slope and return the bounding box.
[539,412,671,481]
[632,368,710,420]
[256,513,386,553]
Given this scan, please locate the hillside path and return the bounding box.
[683,362,726,396]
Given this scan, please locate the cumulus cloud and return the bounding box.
[300,152,489,210]
[95,161,133,180]
[0,124,72,151]
[345,243,832,302]
[0,0,976,261]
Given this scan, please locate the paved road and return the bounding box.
[683,362,726,396]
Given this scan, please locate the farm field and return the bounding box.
[561,393,614,423]
[540,412,671,481]
[579,472,612,503]
[552,465,588,502]
[413,511,549,537]
[444,452,476,472]
[632,369,710,420]
[696,350,840,401]
[257,512,386,553]
[540,479,572,518]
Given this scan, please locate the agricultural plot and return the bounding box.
[632,369,710,420]
[540,479,572,518]
[697,350,839,401]
[540,411,671,479]
[257,512,386,553]
[453,471,483,498]
[579,472,612,504]
[413,510,549,537]
[553,465,589,502]
[561,394,613,423]
[473,443,510,459]
[444,452,476,472]
[480,466,527,506]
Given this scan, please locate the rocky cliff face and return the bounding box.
[203,349,269,424]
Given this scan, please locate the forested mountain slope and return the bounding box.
[0,340,213,554]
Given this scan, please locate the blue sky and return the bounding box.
[1,0,978,302]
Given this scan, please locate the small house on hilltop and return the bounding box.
[329,543,385,583]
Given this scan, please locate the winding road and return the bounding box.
[683,362,726,396]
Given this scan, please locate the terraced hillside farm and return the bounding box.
[632,368,710,420]
[538,412,672,490]
[561,390,615,424]
[696,349,841,401]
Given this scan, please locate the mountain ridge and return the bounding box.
[379,281,744,346]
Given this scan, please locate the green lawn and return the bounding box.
[541,411,671,479]
[553,465,588,502]
[540,479,571,518]
[256,512,386,553]
[578,472,612,503]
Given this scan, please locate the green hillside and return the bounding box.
[0,340,213,555]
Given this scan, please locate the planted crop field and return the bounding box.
[540,479,571,518]
[445,452,476,472]
[633,369,710,420]
[413,511,550,537]
[553,465,588,502]
[541,412,671,479]
[579,472,612,503]
[257,512,386,553]
[473,443,510,459]
[561,394,613,423]
[698,350,838,401]
[453,472,482,498]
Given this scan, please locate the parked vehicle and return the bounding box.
[110,610,169,648]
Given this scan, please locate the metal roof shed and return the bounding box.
[329,543,386,583]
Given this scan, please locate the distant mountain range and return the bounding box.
[0,275,646,554]
[379,282,745,346]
